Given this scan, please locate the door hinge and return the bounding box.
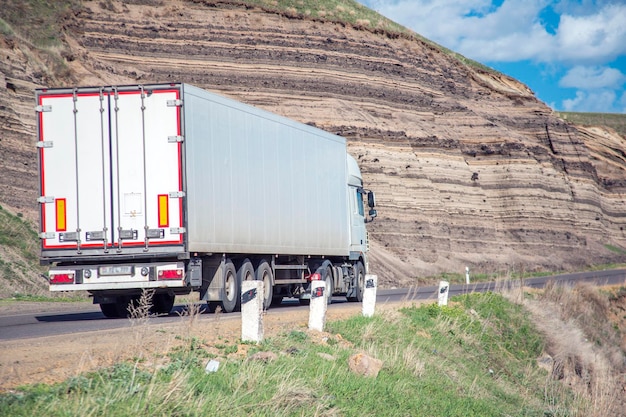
[168,191,185,198]
[170,227,186,234]
[36,141,53,148]
[39,232,55,239]
[37,196,54,204]
[168,135,184,143]
[166,99,183,107]
[59,232,79,242]
[35,105,52,113]
[146,229,165,239]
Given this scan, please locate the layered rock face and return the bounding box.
[1,0,625,287]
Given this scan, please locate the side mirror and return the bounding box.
[367,191,376,208]
[365,209,377,223]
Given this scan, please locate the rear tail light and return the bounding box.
[307,273,322,282]
[50,273,74,284]
[158,268,183,280]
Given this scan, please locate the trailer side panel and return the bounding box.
[182,84,349,256]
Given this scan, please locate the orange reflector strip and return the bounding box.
[55,198,67,231]
[158,194,169,227]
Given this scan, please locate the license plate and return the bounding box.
[99,265,134,276]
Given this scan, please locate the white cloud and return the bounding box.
[562,90,585,111]
[367,0,551,61]
[363,0,626,65]
[562,89,617,112]
[555,4,626,63]
[559,66,626,89]
[361,0,626,113]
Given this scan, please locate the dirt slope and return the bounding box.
[1,0,626,290]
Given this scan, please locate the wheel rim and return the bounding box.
[325,267,332,304]
[244,268,254,281]
[358,267,365,299]
[262,270,271,300]
[225,271,236,301]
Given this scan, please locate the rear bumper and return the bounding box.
[48,260,198,292]
[50,280,187,292]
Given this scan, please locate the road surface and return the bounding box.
[1,268,624,342]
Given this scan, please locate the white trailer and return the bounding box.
[36,83,376,317]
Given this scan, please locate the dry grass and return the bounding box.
[504,282,625,417]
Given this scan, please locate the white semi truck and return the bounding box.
[36,83,376,317]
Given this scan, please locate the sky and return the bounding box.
[357,0,626,113]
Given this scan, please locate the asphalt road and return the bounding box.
[1,269,624,342]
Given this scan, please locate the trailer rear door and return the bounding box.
[37,86,184,255]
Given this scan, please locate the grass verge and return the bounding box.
[557,112,626,137]
[0,292,602,416]
[0,205,52,298]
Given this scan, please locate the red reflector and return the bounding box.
[50,273,74,284]
[307,273,322,282]
[158,269,183,280]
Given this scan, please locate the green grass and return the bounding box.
[427,261,626,286]
[0,293,588,416]
[0,0,80,47]
[0,293,87,303]
[223,0,410,33]
[604,244,626,255]
[430,269,556,286]
[0,205,53,299]
[0,206,40,263]
[557,112,626,137]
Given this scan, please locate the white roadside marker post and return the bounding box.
[241,280,264,343]
[438,280,450,306]
[362,274,377,318]
[308,280,327,332]
[466,266,470,285]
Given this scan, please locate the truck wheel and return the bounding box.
[347,262,365,302]
[237,259,255,283]
[324,266,334,305]
[220,260,239,313]
[317,265,333,305]
[100,296,136,318]
[151,293,175,315]
[237,259,255,311]
[100,303,121,318]
[255,260,274,310]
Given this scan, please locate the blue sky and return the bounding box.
[357,0,626,113]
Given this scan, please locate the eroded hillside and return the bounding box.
[1,0,626,289]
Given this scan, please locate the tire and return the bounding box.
[206,301,220,313]
[347,262,365,302]
[100,303,122,318]
[317,264,333,305]
[255,260,274,310]
[237,259,256,311]
[237,259,255,284]
[100,296,135,318]
[220,260,239,313]
[122,295,142,318]
[151,293,175,315]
